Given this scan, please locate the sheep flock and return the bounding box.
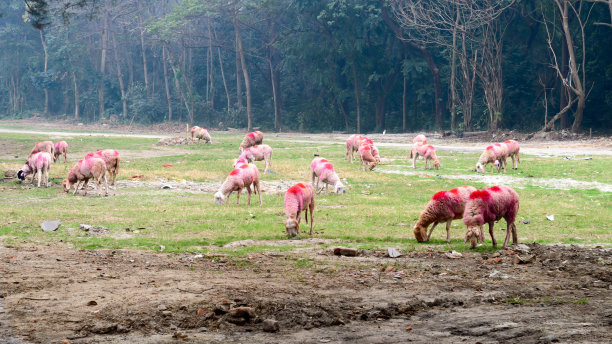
[14,129,525,249]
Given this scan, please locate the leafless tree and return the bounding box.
[389,0,514,131]
[586,0,612,27]
[541,0,591,133]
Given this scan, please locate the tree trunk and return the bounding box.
[138,12,149,99]
[234,15,252,130]
[213,26,231,114]
[112,31,127,118]
[162,43,173,121]
[73,72,80,120]
[207,20,215,109]
[99,7,108,118]
[559,34,569,129]
[449,10,459,132]
[235,26,243,108]
[351,61,361,133]
[39,29,49,115]
[402,76,407,132]
[269,58,280,131]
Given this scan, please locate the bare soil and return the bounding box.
[0,244,610,343]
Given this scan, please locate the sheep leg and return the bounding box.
[426,222,439,241]
[102,173,109,196]
[236,189,242,205]
[502,221,513,249]
[63,152,67,163]
[82,179,90,196]
[511,222,518,245]
[488,222,497,248]
[479,225,485,243]
[36,170,42,187]
[412,153,418,169]
[44,169,49,188]
[225,193,231,205]
[308,200,315,235]
[445,220,452,243]
[246,185,252,205]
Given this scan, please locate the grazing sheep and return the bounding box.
[493,142,509,172]
[190,126,212,144]
[17,152,52,187]
[504,140,521,169]
[413,185,477,243]
[409,135,427,159]
[62,157,108,196]
[475,146,498,173]
[358,144,378,171]
[310,157,346,194]
[85,149,120,186]
[214,163,262,205]
[30,141,54,157]
[463,186,519,249]
[233,157,249,168]
[53,141,69,163]
[239,131,264,152]
[412,144,440,169]
[284,182,315,237]
[238,144,273,173]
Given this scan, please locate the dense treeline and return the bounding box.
[0,0,611,133]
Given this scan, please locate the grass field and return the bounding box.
[1,130,610,256]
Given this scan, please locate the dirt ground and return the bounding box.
[0,243,610,344]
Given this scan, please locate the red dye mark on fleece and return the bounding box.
[486,146,494,150]
[362,146,371,151]
[229,169,240,176]
[320,159,328,163]
[239,164,249,169]
[162,164,173,168]
[432,191,447,200]
[247,132,255,139]
[295,183,306,189]
[470,189,491,200]
[287,185,302,194]
[489,186,502,192]
[449,188,459,195]
[324,163,334,170]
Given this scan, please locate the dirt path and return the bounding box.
[378,166,612,192]
[0,128,170,139]
[0,244,610,343]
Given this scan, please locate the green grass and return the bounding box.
[0,130,610,256]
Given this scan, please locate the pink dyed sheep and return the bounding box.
[284,182,315,237]
[462,186,519,249]
[345,134,361,163]
[475,145,500,173]
[190,126,212,144]
[233,157,249,168]
[492,142,509,172]
[310,157,346,194]
[214,163,262,205]
[358,144,378,171]
[30,141,54,157]
[53,141,69,163]
[85,149,120,186]
[239,131,264,152]
[237,144,273,173]
[62,157,108,196]
[412,144,440,169]
[413,185,477,242]
[17,152,52,187]
[504,140,521,169]
[409,134,427,159]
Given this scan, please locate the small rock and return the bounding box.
[546,215,555,221]
[157,304,168,311]
[170,324,178,331]
[515,244,531,254]
[333,247,359,256]
[262,319,280,332]
[161,184,173,189]
[514,254,535,265]
[445,250,462,259]
[87,300,97,306]
[41,220,61,232]
[162,310,172,316]
[487,270,509,279]
[491,251,501,258]
[200,327,208,332]
[522,220,530,224]
[172,331,188,340]
[405,327,413,331]
[387,247,402,258]
[229,307,256,319]
[196,308,206,316]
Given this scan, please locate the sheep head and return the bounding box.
[433,160,440,170]
[475,163,485,173]
[413,224,428,242]
[285,216,300,237]
[464,226,481,249]
[368,161,377,171]
[334,181,346,194]
[61,179,72,192]
[17,170,25,181]
[214,191,226,205]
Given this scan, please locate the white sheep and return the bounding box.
[310,157,345,194]
[17,152,52,187]
[237,144,272,173]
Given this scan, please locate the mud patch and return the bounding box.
[222,238,338,248]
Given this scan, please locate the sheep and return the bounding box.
[284,182,315,237]
[345,135,361,163]
[409,135,427,159]
[62,157,108,196]
[239,130,264,152]
[30,140,54,157]
[462,185,519,249]
[233,157,249,168]
[17,152,52,187]
[412,144,440,169]
[358,144,378,171]
[310,157,346,194]
[214,163,262,206]
[84,149,120,186]
[190,126,212,144]
[237,144,273,173]
[53,141,69,163]
[492,142,509,172]
[413,185,477,243]
[475,146,498,173]
[504,140,521,169]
